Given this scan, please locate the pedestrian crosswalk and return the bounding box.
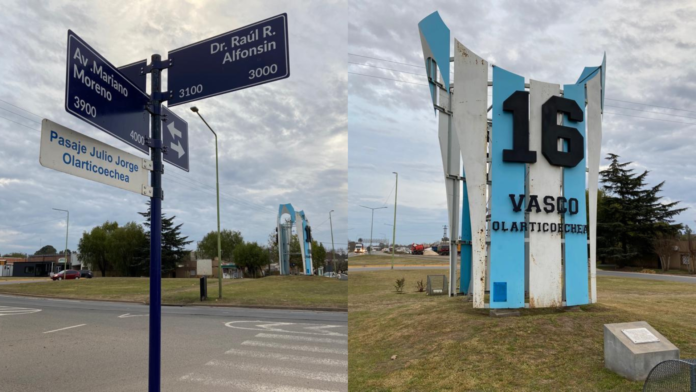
[179,322,348,392]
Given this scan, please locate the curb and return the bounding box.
[0,292,347,313]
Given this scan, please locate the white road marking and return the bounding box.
[225,321,347,337]
[224,348,348,367]
[0,306,42,316]
[43,324,86,334]
[118,313,146,318]
[206,360,348,383]
[46,298,81,302]
[241,340,348,355]
[180,373,341,392]
[256,333,347,345]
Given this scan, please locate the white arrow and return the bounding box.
[118,313,146,318]
[171,140,185,158]
[167,121,182,139]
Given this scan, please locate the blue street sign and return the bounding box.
[167,13,289,107]
[162,107,189,172]
[65,30,150,154]
[118,59,147,92]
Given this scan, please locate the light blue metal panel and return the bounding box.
[575,53,606,111]
[461,173,472,294]
[418,11,450,106]
[562,83,589,306]
[490,66,526,309]
[576,66,599,85]
[278,204,296,224]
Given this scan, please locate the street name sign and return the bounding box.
[162,107,189,172]
[118,59,147,92]
[167,13,290,107]
[65,30,150,154]
[39,119,152,196]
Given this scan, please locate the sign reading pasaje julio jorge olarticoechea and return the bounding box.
[39,119,152,196]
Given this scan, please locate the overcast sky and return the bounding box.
[349,0,696,245]
[0,0,346,255]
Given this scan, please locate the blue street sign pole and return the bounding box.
[148,53,165,392]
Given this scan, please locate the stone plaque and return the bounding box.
[622,328,660,344]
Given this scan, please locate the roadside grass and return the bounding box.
[0,277,50,282]
[349,254,448,267]
[349,270,696,391]
[597,265,696,276]
[0,276,347,310]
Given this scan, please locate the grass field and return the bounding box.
[598,265,696,276]
[0,276,347,310]
[349,269,696,391]
[349,254,448,267]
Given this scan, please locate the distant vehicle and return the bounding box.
[51,270,80,281]
[438,242,450,256]
[79,269,93,278]
[355,243,365,254]
[324,272,337,278]
[410,243,424,255]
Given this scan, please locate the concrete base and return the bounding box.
[490,309,520,317]
[604,321,679,381]
[564,306,582,312]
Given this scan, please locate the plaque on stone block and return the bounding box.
[622,328,660,344]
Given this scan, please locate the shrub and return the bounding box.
[394,277,405,293]
[415,279,425,292]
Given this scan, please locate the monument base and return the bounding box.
[604,321,679,381]
[489,309,520,317]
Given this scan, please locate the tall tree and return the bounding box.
[233,242,269,278]
[3,252,27,258]
[35,245,57,255]
[139,200,193,277]
[78,221,118,277]
[107,222,149,277]
[311,240,327,271]
[598,154,686,267]
[197,229,244,261]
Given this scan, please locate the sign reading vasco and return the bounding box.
[65,30,150,154]
[167,13,290,107]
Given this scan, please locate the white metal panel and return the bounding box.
[586,76,602,303]
[452,39,488,308]
[437,85,460,296]
[528,80,563,308]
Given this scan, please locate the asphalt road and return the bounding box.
[0,294,347,392]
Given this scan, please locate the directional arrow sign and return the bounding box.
[162,107,189,172]
[39,119,152,196]
[167,13,289,107]
[65,30,150,154]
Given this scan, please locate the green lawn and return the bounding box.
[0,276,347,310]
[598,265,696,276]
[349,254,448,267]
[349,270,696,391]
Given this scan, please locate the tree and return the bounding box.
[652,231,678,271]
[197,229,244,261]
[598,153,686,267]
[78,221,118,277]
[685,226,695,274]
[139,200,192,277]
[311,240,327,271]
[108,222,149,276]
[2,252,27,258]
[35,245,57,255]
[289,234,302,271]
[233,242,269,278]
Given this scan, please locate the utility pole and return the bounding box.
[329,210,335,273]
[52,208,69,273]
[359,205,387,255]
[190,106,223,299]
[391,172,398,269]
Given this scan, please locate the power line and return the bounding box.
[0,115,39,131]
[606,98,696,114]
[604,111,696,126]
[349,61,424,76]
[0,106,41,124]
[0,98,43,118]
[348,72,427,86]
[348,53,424,68]
[605,104,696,121]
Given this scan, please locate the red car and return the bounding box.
[51,270,80,281]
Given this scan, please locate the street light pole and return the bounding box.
[52,208,69,275]
[391,172,398,270]
[359,205,387,255]
[190,106,222,299]
[329,210,335,273]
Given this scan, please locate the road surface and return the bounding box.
[0,294,347,392]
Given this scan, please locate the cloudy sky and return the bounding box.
[0,0,346,255]
[349,0,696,245]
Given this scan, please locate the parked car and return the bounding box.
[79,269,93,278]
[51,270,80,281]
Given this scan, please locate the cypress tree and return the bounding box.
[139,200,193,276]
